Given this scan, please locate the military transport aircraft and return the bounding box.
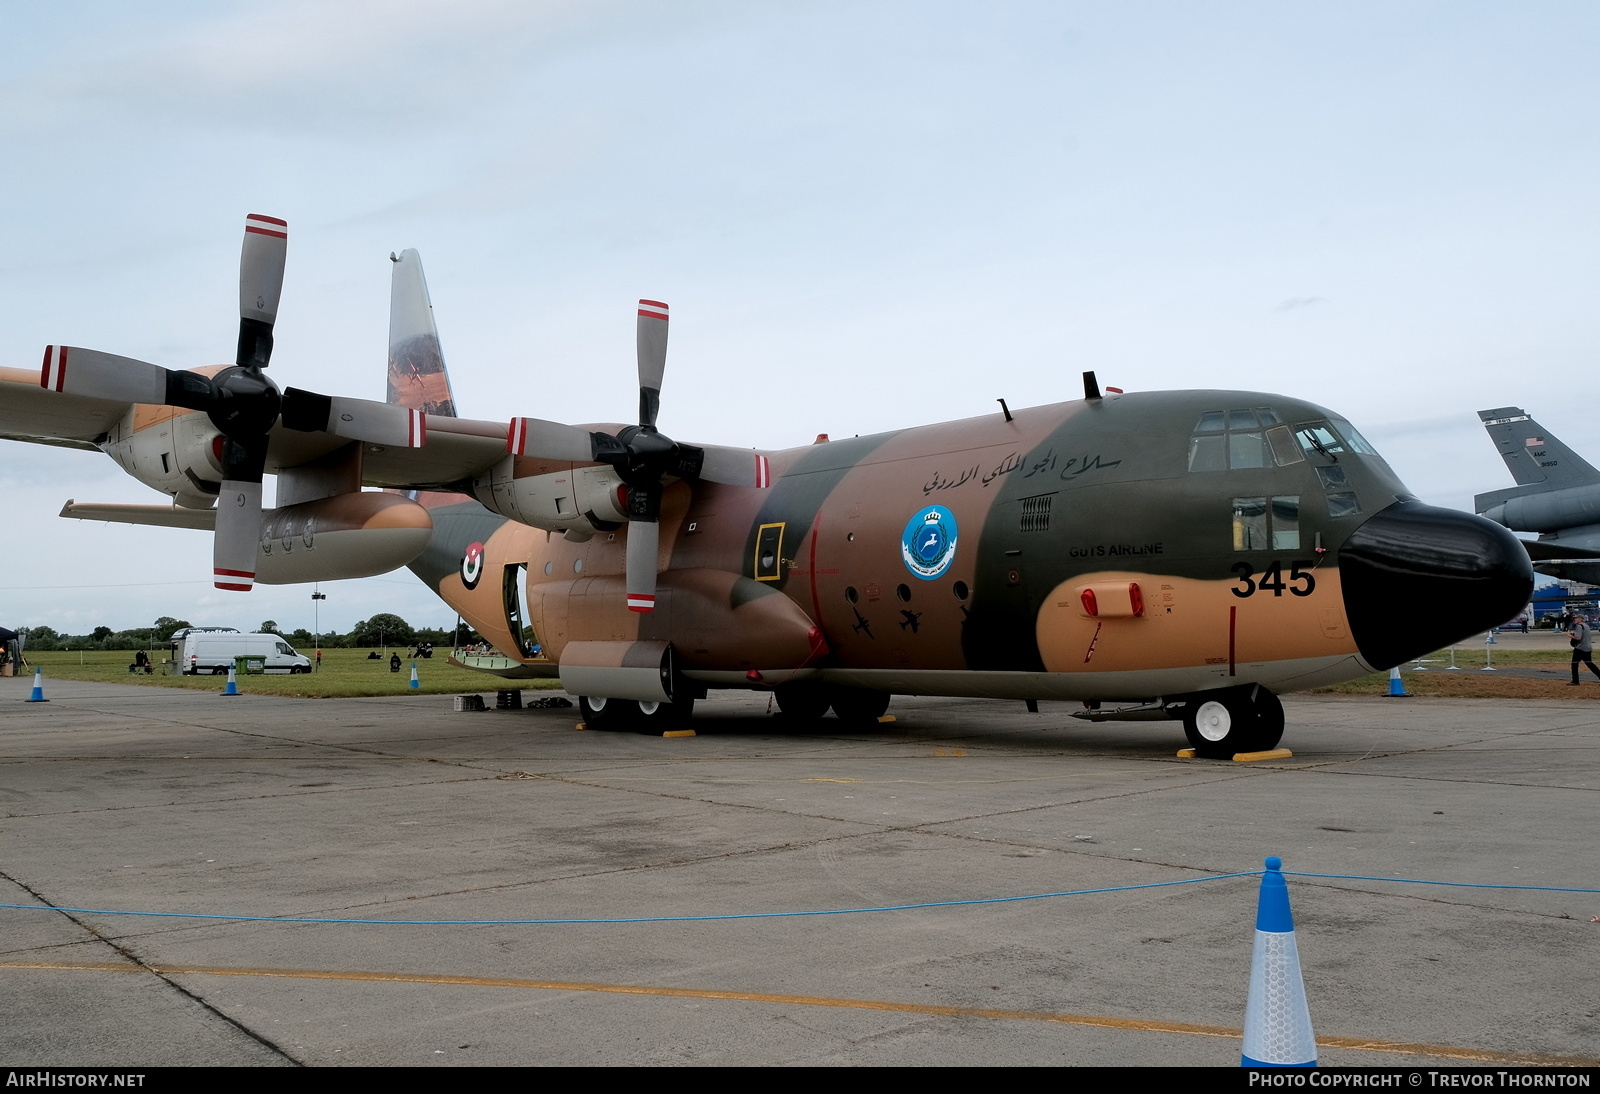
[1475,407,1600,586]
[0,216,1533,756]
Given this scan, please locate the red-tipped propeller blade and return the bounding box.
[697,445,772,488]
[237,214,287,369]
[625,519,659,612]
[636,299,668,430]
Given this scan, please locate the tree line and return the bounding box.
[15,613,479,652]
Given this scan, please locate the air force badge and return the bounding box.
[900,505,958,581]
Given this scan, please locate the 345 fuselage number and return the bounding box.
[1231,560,1315,598]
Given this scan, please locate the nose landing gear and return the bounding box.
[1175,685,1284,758]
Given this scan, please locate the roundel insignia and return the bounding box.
[900,505,959,581]
[461,542,485,590]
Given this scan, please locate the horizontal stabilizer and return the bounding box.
[1474,484,1538,513]
[61,500,216,530]
[1478,406,1600,492]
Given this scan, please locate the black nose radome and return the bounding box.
[1339,499,1533,671]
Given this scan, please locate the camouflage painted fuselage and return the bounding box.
[410,389,1531,704]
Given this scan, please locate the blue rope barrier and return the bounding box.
[1284,870,1600,894]
[0,867,1590,928]
[0,871,1258,926]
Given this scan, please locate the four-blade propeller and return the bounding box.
[508,300,771,611]
[40,215,425,591]
[39,221,770,608]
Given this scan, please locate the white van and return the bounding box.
[178,632,312,675]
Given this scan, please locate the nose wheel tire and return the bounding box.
[1180,686,1284,757]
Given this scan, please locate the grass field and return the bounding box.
[16,648,562,699]
[1309,648,1600,700]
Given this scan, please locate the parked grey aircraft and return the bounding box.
[1476,407,1600,584]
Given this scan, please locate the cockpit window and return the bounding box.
[1326,492,1361,517]
[1189,408,1300,471]
[1330,418,1380,456]
[1296,424,1347,458]
[1266,426,1303,466]
[1232,495,1301,550]
[1228,431,1269,469]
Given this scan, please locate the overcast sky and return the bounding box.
[2,1,1596,637]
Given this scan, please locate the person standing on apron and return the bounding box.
[1569,614,1600,684]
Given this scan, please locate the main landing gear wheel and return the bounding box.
[829,686,891,725]
[579,695,695,732]
[1180,686,1284,758]
[634,696,695,731]
[774,683,831,723]
[579,695,629,730]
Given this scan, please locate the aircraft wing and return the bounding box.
[1520,538,1600,563]
[359,414,512,488]
[0,365,127,451]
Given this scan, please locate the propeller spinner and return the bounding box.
[507,299,772,612]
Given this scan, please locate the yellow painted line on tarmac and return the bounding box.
[3,960,1592,1066]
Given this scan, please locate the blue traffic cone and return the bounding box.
[25,666,47,702]
[222,665,239,696]
[409,661,420,690]
[1386,667,1408,697]
[1241,856,1316,1068]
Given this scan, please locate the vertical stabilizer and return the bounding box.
[387,249,458,417]
[1478,406,1600,492]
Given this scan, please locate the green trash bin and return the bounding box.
[234,655,266,675]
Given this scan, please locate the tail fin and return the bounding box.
[387,249,458,417]
[1477,406,1600,494]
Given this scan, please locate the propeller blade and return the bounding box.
[696,446,773,488]
[213,478,263,591]
[213,435,270,591]
[238,214,287,369]
[625,519,659,612]
[636,299,668,429]
[281,388,426,447]
[506,416,602,461]
[40,346,171,404]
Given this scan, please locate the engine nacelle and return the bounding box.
[1486,484,1600,534]
[101,407,224,509]
[256,492,433,584]
[471,456,629,540]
